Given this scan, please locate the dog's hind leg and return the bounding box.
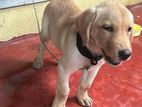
[77,60,104,106]
[33,15,49,69]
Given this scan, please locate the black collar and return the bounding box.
[76,32,103,65]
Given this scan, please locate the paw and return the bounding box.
[77,96,93,107]
[51,97,66,107]
[51,101,65,107]
[32,58,43,69]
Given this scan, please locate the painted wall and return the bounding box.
[0,0,46,9]
[0,2,48,41]
[0,0,142,41]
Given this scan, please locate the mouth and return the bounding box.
[101,49,121,66]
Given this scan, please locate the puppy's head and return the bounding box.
[76,1,134,66]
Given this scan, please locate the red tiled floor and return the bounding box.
[0,3,142,107]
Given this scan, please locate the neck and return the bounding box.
[76,32,103,65]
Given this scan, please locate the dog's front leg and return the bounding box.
[52,61,71,107]
[77,60,104,106]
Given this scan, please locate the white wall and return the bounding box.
[0,0,47,9]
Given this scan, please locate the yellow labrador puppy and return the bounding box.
[33,0,134,107]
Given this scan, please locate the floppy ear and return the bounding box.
[76,8,97,46]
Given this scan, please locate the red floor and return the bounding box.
[0,3,142,107]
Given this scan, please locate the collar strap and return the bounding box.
[76,32,103,65]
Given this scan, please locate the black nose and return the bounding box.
[118,49,131,60]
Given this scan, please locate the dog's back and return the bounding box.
[43,0,81,49]
[45,0,80,26]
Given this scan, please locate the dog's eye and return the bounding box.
[128,27,132,32]
[102,26,113,32]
